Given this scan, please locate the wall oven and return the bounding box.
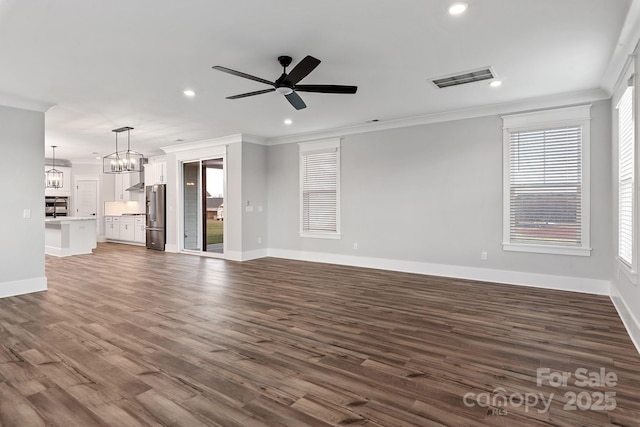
[45,196,69,217]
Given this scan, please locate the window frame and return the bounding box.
[502,105,592,256]
[617,86,635,269]
[613,66,637,284]
[299,138,341,239]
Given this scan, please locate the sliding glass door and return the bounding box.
[182,157,225,256]
[203,158,224,254]
[183,161,200,251]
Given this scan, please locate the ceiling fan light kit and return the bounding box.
[213,55,358,110]
[276,86,294,95]
[103,126,144,174]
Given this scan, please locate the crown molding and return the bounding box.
[0,92,55,113]
[161,133,267,153]
[600,0,640,95]
[267,88,609,146]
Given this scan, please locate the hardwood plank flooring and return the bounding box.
[0,243,637,426]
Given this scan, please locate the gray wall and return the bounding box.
[241,142,268,253]
[226,142,243,255]
[0,105,46,290]
[268,100,612,281]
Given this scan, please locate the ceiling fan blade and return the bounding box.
[226,88,275,99]
[285,91,307,110]
[212,66,274,86]
[283,55,321,85]
[295,84,358,94]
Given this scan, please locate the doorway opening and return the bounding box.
[182,157,225,256]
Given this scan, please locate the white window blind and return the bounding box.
[302,151,337,232]
[508,126,583,246]
[299,139,341,238]
[618,87,634,266]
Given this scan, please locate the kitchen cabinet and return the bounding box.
[45,217,97,257]
[134,217,145,243]
[104,216,120,240]
[44,166,72,197]
[105,215,145,244]
[114,173,141,201]
[119,217,135,241]
[145,160,166,185]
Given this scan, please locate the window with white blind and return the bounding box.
[502,105,591,256]
[299,138,341,239]
[618,86,634,267]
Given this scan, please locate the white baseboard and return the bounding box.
[226,248,268,262]
[267,249,611,295]
[0,276,47,299]
[45,245,66,257]
[225,250,242,261]
[241,248,268,261]
[45,245,96,257]
[610,283,640,355]
[165,243,179,253]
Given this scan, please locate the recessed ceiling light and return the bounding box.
[284,119,293,125]
[489,80,503,88]
[448,2,468,15]
[183,89,195,97]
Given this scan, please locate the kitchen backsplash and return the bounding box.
[104,201,144,216]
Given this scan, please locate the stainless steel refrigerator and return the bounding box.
[145,184,166,250]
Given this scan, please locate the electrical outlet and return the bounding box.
[353,243,358,250]
[258,237,262,244]
[481,251,488,260]
[23,209,31,219]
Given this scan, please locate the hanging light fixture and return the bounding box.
[103,126,144,174]
[45,145,63,188]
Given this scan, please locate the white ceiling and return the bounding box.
[0,0,636,162]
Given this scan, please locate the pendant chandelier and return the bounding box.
[103,126,144,174]
[45,145,63,188]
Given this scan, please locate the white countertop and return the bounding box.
[45,217,97,223]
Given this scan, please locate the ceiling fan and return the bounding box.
[212,55,358,110]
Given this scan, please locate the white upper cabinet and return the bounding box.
[113,173,141,201]
[114,174,130,201]
[44,166,71,197]
[145,160,166,185]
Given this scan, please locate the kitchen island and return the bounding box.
[45,217,97,257]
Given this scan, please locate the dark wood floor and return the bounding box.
[0,243,638,426]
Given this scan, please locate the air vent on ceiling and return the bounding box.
[430,67,495,89]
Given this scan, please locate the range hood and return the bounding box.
[126,158,148,192]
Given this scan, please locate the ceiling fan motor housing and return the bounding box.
[275,72,294,94]
[278,55,293,68]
